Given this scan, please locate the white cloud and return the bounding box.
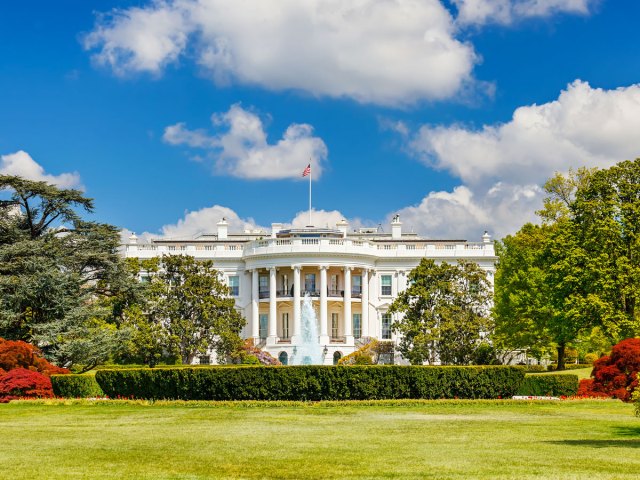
[410,81,640,189]
[399,80,640,239]
[453,0,596,26]
[160,205,261,239]
[164,104,328,180]
[84,0,477,106]
[0,151,82,189]
[395,183,543,240]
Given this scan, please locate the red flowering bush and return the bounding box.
[576,378,611,398]
[0,368,54,402]
[0,338,69,375]
[589,338,640,401]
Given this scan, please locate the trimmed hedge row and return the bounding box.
[51,374,104,398]
[516,374,579,397]
[95,366,524,401]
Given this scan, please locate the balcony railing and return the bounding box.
[330,336,346,343]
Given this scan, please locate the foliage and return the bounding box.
[589,338,640,401]
[516,374,579,397]
[0,338,69,375]
[95,365,525,401]
[231,340,280,365]
[120,255,245,365]
[389,259,492,365]
[51,374,104,398]
[0,175,136,369]
[576,379,611,398]
[338,339,394,365]
[0,368,54,402]
[494,162,640,369]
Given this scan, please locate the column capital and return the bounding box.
[318,265,329,271]
[270,266,277,273]
[343,265,353,272]
[293,265,301,272]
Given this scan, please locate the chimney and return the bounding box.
[391,214,402,239]
[271,223,283,238]
[336,219,349,237]
[128,233,138,244]
[482,231,491,244]
[217,218,229,240]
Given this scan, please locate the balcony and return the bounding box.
[330,336,346,344]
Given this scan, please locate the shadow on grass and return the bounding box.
[548,439,640,448]
[547,427,640,448]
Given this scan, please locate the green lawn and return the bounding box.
[1,399,639,479]
[534,367,593,380]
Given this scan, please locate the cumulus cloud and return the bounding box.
[453,0,596,26]
[0,150,82,189]
[397,80,640,239]
[410,81,640,189]
[164,104,328,180]
[83,0,477,106]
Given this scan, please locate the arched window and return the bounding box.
[333,351,342,365]
[278,351,288,365]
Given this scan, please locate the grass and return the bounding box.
[1,399,639,479]
[532,367,593,380]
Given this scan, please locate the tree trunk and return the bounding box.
[556,344,566,371]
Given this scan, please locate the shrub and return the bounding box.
[516,374,579,397]
[584,353,599,365]
[231,340,280,366]
[51,374,104,398]
[338,340,393,365]
[0,338,69,375]
[590,338,640,401]
[95,365,525,401]
[0,368,54,402]
[523,365,547,373]
[576,378,610,398]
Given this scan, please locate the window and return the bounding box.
[278,351,288,365]
[199,355,210,365]
[228,275,239,296]
[381,275,392,296]
[353,313,362,339]
[331,313,339,338]
[330,274,339,296]
[352,275,362,295]
[282,313,289,339]
[333,351,342,365]
[381,313,392,340]
[259,275,269,297]
[305,273,316,293]
[259,314,268,340]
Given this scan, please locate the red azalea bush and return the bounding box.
[588,338,640,401]
[0,368,54,402]
[576,378,611,398]
[0,338,69,375]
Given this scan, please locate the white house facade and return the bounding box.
[123,216,497,365]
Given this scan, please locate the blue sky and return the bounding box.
[1,0,640,240]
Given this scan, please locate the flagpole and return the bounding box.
[308,161,312,226]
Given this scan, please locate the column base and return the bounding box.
[344,335,355,347]
[266,336,279,346]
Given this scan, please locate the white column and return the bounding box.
[268,267,277,343]
[319,266,329,343]
[251,269,259,340]
[361,268,369,338]
[343,266,353,345]
[293,266,301,341]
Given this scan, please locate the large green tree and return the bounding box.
[494,161,640,369]
[0,175,136,369]
[122,255,245,365]
[389,259,492,365]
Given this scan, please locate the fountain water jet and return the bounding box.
[292,294,324,365]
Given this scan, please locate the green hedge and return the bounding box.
[95,366,524,401]
[516,374,579,397]
[52,374,104,398]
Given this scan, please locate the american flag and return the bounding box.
[302,164,311,177]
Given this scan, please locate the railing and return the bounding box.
[258,290,269,299]
[277,289,292,297]
[330,336,346,343]
[277,338,291,343]
[302,289,320,297]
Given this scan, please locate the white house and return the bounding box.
[123,216,497,365]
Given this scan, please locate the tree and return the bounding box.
[0,175,135,369]
[389,259,492,365]
[125,255,245,365]
[494,161,640,369]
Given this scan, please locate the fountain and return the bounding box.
[292,294,324,365]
